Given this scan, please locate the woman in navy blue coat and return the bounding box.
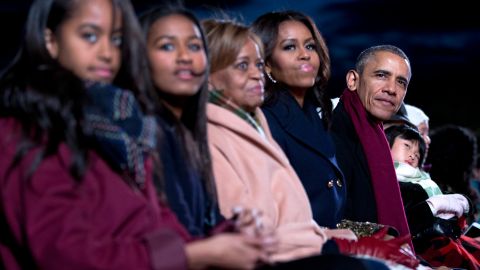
[251,11,345,228]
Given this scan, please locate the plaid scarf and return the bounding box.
[340,88,411,242]
[208,89,265,139]
[84,83,156,188]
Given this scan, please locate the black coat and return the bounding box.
[331,100,378,223]
[262,90,346,228]
[398,182,435,235]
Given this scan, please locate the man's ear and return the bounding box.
[346,70,359,91]
[44,29,58,59]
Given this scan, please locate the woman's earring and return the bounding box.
[266,72,277,84]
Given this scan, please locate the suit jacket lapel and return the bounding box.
[266,91,335,163]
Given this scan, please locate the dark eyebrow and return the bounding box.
[78,23,122,35]
[374,69,409,84]
[152,35,173,45]
[304,37,315,43]
[280,38,297,44]
[78,24,101,32]
[373,69,391,76]
[112,27,123,34]
[152,35,201,45]
[235,56,249,61]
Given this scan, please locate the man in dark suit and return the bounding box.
[331,45,412,238]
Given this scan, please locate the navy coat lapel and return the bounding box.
[265,90,340,170]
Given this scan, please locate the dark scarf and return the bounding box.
[84,83,156,188]
[340,88,411,240]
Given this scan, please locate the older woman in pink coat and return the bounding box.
[203,19,355,263]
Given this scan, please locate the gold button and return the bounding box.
[336,179,343,188]
[327,180,334,188]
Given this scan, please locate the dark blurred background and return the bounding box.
[2,0,479,136]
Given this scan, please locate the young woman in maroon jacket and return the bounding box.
[0,0,273,269]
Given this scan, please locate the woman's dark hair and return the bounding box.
[139,4,216,198]
[0,0,152,181]
[426,125,478,196]
[251,10,332,128]
[385,124,426,168]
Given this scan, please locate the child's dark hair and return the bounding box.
[385,124,426,167]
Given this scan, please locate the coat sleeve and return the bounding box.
[399,182,435,235]
[209,142,254,218]
[0,131,188,270]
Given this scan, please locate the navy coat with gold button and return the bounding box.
[261,89,346,228]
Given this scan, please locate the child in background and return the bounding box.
[387,124,442,199]
[386,125,480,269]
